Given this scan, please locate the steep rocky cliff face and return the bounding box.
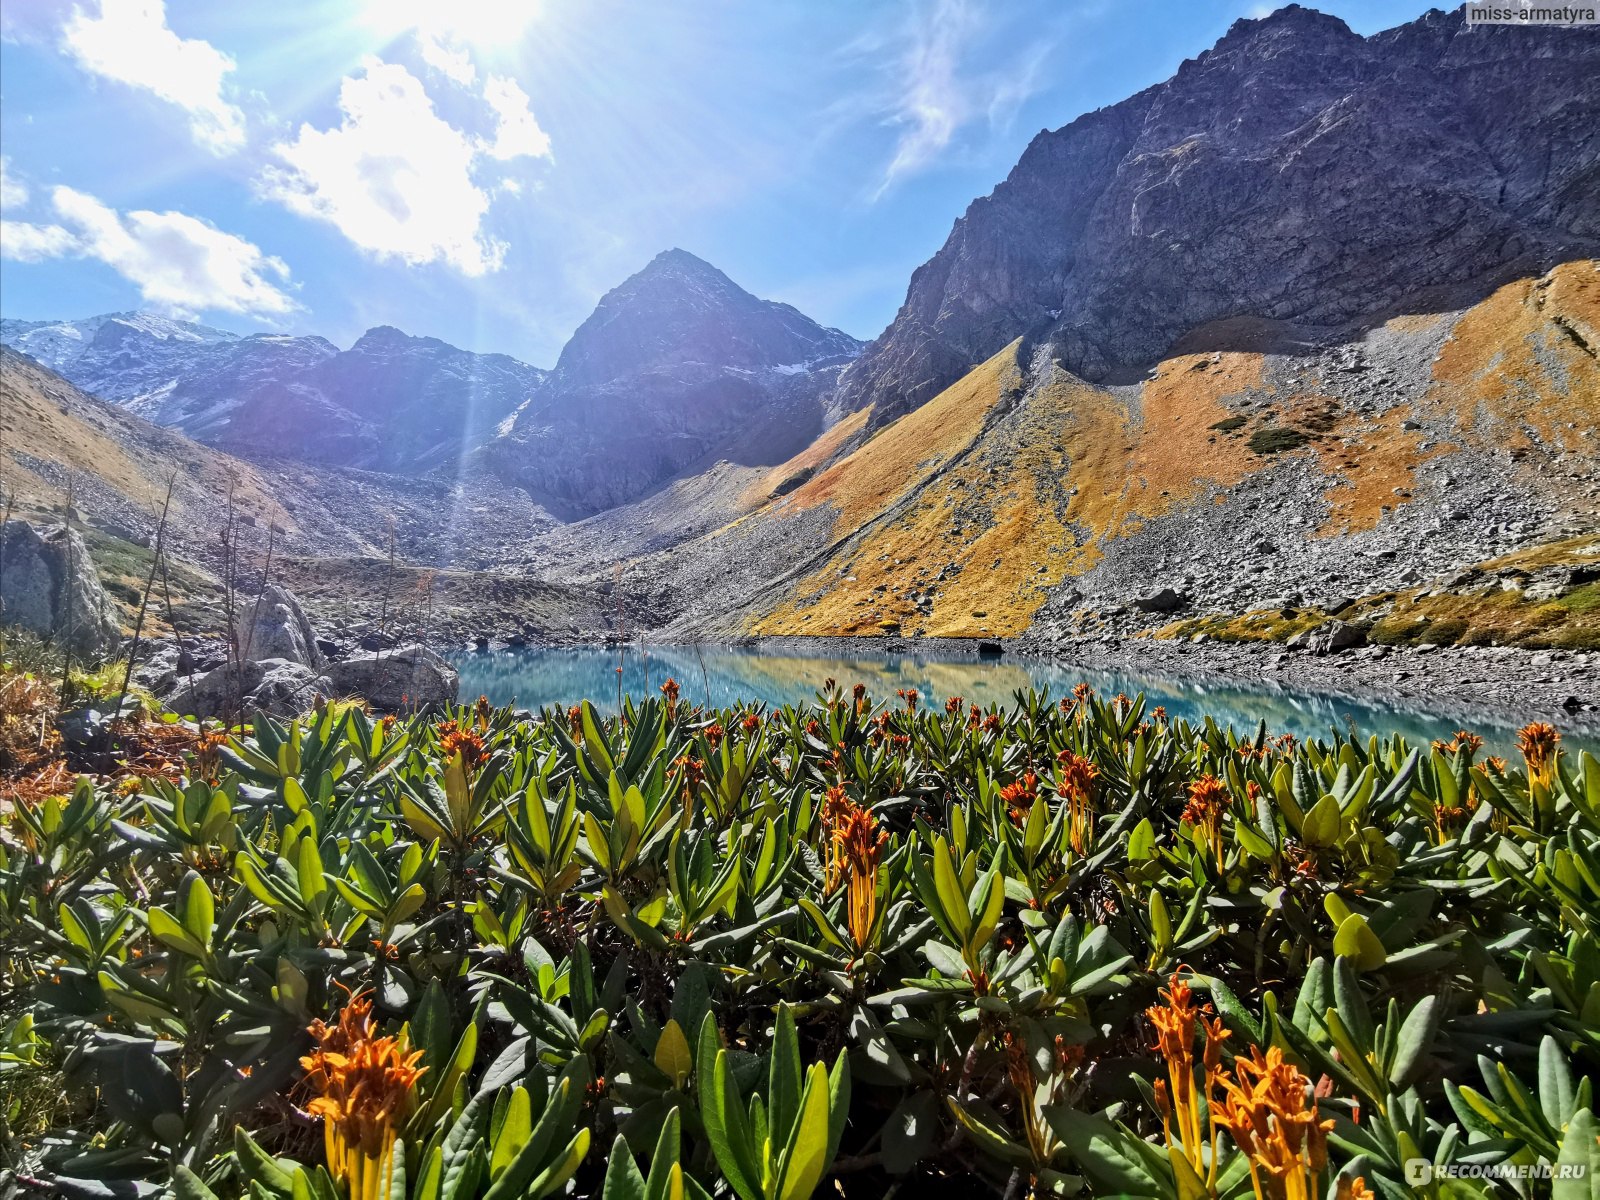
[484,249,862,518]
[0,314,543,474]
[838,6,1600,428]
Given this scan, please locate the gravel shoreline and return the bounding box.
[744,633,1600,735]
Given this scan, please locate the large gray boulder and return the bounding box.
[322,644,458,712]
[164,657,324,721]
[0,520,122,661]
[235,584,323,669]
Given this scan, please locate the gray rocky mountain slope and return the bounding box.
[837,5,1600,429]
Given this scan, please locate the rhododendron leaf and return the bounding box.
[148,908,207,959]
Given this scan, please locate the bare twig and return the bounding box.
[220,476,241,720]
[0,477,14,664]
[112,473,176,719]
[57,476,75,702]
[694,640,711,708]
[378,515,397,647]
[613,562,626,719]
[157,547,198,711]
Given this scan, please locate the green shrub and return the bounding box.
[1,689,1593,1199]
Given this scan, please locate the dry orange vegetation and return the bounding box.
[753,344,1033,636]
[779,342,1021,530]
[1426,261,1600,458]
[1311,415,1445,536]
[754,346,1272,637]
[737,265,1597,641]
[739,407,870,511]
[1049,351,1267,573]
[0,352,291,534]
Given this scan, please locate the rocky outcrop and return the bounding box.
[322,645,458,712]
[165,658,324,721]
[838,6,1600,427]
[164,588,456,715]
[234,584,324,669]
[485,249,863,517]
[0,520,121,660]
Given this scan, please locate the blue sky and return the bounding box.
[1,0,1431,366]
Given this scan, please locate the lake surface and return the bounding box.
[450,644,1588,757]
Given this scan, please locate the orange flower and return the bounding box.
[1182,776,1229,867]
[660,677,679,719]
[566,705,584,737]
[1147,972,1213,1180]
[1215,1044,1334,1200]
[1432,729,1483,758]
[1056,751,1100,855]
[703,722,725,750]
[999,772,1039,825]
[301,993,426,1200]
[672,754,705,819]
[1002,1029,1050,1164]
[1336,1177,1375,1200]
[1518,721,1559,788]
[832,799,888,949]
[820,784,854,891]
[945,696,963,715]
[435,720,487,771]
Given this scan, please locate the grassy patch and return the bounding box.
[78,526,220,636]
[1160,567,1600,651]
[1209,415,1247,433]
[1247,426,1310,455]
[1157,609,1327,644]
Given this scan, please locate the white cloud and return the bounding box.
[0,220,78,261]
[0,157,28,209]
[854,0,1051,199]
[876,0,974,195]
[416,29,476,86]
[1,185,295,317]
[60,0,246,153]
[482,76,552,161]
[263,59,511,276]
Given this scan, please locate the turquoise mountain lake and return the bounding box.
[449,645,1587,758]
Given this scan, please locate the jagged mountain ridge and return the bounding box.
[3,6,1597,653]
[483,249,864,519]
[836,5,1600,429]
[0,313,546,475]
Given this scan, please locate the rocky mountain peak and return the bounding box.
[549,249,862,391]
[485,252,864,517]
[838,6,1600,428]
[348,325,449,355]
